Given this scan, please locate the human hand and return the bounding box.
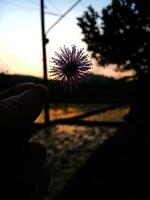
[0,82,50,125]
[0,83,50,199]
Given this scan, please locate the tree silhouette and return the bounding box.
[77,0,150,79]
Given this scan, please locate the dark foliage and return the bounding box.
[77,0,150,78]
[0,73,133,101]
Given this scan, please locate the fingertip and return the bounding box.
[35,84,50,101]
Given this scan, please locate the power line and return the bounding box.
[1,0,58,16]
[1,0,38,11]
[46,0,62,14]
[26,0,39,6]
[26,0,47,9]
[46,0,82,35]
[44,11,61,16]
[26,0,60,16]
[26,0,39,5]
[26,0,61,14]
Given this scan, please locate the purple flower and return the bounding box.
[49,45,92,90]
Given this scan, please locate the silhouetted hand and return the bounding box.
[0,83,50,200]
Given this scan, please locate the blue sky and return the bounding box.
[0,0,113,78]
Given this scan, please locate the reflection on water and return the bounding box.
[32,104,130,200]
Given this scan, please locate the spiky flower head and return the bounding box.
[49,45,92,90]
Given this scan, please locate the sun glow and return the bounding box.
[91,59,134,79]
[1,0,126,80]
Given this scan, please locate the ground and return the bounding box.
[31,105,129,200]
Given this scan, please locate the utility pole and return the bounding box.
[40,0,81,124]
[40,0,49,124]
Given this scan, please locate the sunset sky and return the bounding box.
[0,0,130,79]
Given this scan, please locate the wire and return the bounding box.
[44,11,61,16]
[26,0,48,9]
[26,0,39,6]
[1,0,38,11]
[46,0,62,14]
[46,0,82,35]
[1,0,58,16]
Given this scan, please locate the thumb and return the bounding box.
[0,85,50,125]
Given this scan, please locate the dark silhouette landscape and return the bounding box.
[0,72,135,102]
[0,0,150,199]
